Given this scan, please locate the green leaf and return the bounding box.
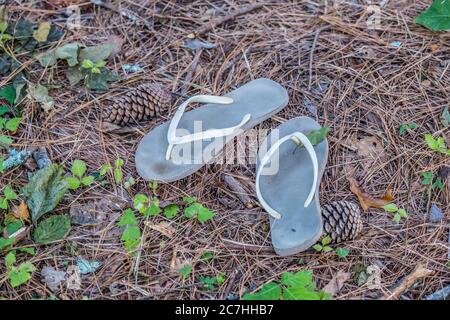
[0,105,10,116]
[322,246,333,252]
[121,225,141,253]
[99,163,111,176]
[0,134,13,147]
[321,236,332,246]
[3,185,17,200]
[5,251,16,268]
[397,208,408,218]
[196,206,215,223]
[18,247,35,255]
[281,270,315,290]
[133,194,148,213]
[415,0,450,31]
[115,158,124,167]
[78,43,116,63]
[399,123,418,135]
[118,208,137,226]
[91,67,101,74]
[22,164,69,223]
[421,172,434,185]
[0,237,15,250]
[182,196,197,204]
[33,215,71,244]
[0,157,3,173]
[66,66,84,86]
[382,203,399,213]
[65,177,80,190]
[9,262,36,288]
[38,42,80,67]
[163,204,180,219]
[95,60,107,68]
[27,84,54,112]
[306,127,330,145]
[200,252,214,261]
[0,21,7,33]
[283,287,322,300]
[432,177,444,191]
[5,117,21,132]
[441,106,450,128]
[144,202,161,217]
[81,59,94,69]
[336,248,350,258]
[0,85,16,104]
[312,244,323,252]
[243,282,281,300]
[178,265,192,278]
[71,159,86,178]
[33,21,51,42]
[0,197,7,209]
[393,213,401,224]
[114,168,123,184]
[81,175,94,186]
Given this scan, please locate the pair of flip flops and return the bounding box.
[135,78,328,256]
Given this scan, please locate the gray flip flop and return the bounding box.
[256,116,328,256]
[135,78,288,182]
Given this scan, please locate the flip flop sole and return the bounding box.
[135,78,288,182]
[257,116,328,256]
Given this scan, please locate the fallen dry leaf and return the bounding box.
[13,201,30,221]
[349,178,393,211]
[352,136,384,158]
[146,221,175,238]
[323,270,351,296]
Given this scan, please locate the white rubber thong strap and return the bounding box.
[166,95,251,160]
[256,132,319,219]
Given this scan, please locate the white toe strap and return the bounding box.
[166,95,251,160]
[256,131,319,219]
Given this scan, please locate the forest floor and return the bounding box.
[0,0,448,300]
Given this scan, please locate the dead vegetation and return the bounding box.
[0,0,448,300]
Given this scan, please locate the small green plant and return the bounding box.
[182,196,215,223]
[81,59,106,75]
[114,158,124,184]
[117,208,141,254]
[200,252,214,262]
[421,172,445,191]
[5,251,36,288]
[0,85,20,148]
[66,159,95,190]
[133,194,161,217]
[425,134,450,156]
[399,123,418,135]
[199,273,226,290]
[312,236,333,253]
[441,106,450,128]
[336,248,350,258]
[0,185,18,209]
[382,203,408,223]
[178,265,193,279]
[163,204,180,219]
[0,20,12,49]
[243,270,332,300]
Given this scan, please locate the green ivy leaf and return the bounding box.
[71,159,86,178]
[114,168,123,184]
[3,185,17,200]
[243,282,281,300]
[432,177,444,191]
[306,127,330,145]
[182,196,197,204]
[121,225,141,253]
[0,237,15,250]
[178,265,192,278]
[144,202,161,217]
[163,204,179,219]
[321,236,332,246]
[99,163,111,176]
[0,134,13,147]
[5,251,16,268]
[322,246,333,253]
[33,215,71,244]
[118,208,137,226]
[382,203,399,213]
[0,85,16,104]
[421,172,434,185]
[336,248,350,258]
[393,213,401,224]
[397,208,408,218]
[81,175,95,186]
[133,194,148,213]
[65,177,80,190]
[81,59,94,69]
[9,262,36,288]
[312,244,323,252]
[442,106,450,128]
[415,0,450,31]
[5,117,21,132]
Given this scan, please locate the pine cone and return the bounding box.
[102,82,172,126]
[321,201,363,243]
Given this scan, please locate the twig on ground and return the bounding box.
[308,26,330,90]
[222,174,253,208]
[381,264,434,300]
